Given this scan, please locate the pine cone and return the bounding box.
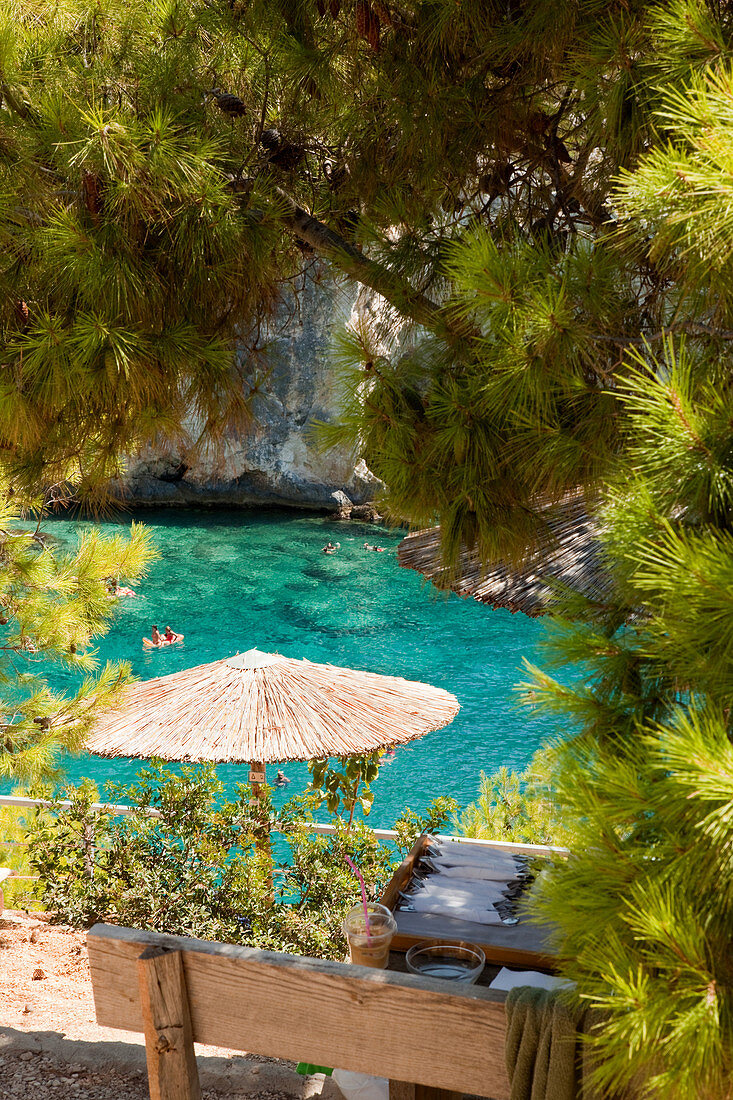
[209,88,248,117]
[260,128,305,170]
[260,127,283,151]
[356,0,380,50]
[316,0,326,14]
[329,0,341,16]
[81,170,102,223]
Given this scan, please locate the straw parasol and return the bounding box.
[88,648,459,764]
[397,496,611,617]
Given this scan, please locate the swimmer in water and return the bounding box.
[151,625,163,646]
[275,769,290,785]
[164,625,184,643]
[106,580,136,598]
[322,541,340,555]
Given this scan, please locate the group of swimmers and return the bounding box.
[321,541,387,554]
[144,624,185,648]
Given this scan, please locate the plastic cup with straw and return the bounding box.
[342,855,397,969]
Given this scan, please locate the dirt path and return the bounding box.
[0,911,340,1100]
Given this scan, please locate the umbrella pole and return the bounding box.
[249,761,273,898]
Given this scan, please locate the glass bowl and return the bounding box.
[405,941,485,983]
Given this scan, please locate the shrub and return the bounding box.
[26,762,456,959]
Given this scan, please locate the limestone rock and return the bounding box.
[330,490,353,519]
[116,276,385,510]
[350,502,383,522]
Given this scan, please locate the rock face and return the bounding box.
[116,278,383,510]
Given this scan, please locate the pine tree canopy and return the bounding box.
[0,0,705,493]
[5,1,733,1095]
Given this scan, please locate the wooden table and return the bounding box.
[380,835,559,971]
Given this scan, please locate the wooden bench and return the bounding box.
[87,923,511,1100]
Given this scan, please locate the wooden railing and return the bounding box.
[0,793,569,853]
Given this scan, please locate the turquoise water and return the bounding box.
[21,509,556,827]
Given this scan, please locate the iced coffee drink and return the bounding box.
[343,902,397,969]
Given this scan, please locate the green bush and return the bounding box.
[455,755,575,848]
[26,762,456,959]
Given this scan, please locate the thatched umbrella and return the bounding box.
[398,496,611,617]
[87,648,460,863]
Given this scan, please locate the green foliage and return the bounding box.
[392,796,459,857]
[0,495,155,783]
[455,759,574,848]
[28,766,268,936]
[5,1,733,1092]
[307,750,382,823]
[0,804,37,909]
[26,762,457,959]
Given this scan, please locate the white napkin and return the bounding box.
[432,861,519,882]
[488,966,574,992]
[429,845,520,876]
[407,892,504,924]
[415,880,507,905]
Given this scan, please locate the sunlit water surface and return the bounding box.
[10,509,560,827]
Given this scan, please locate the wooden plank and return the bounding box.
[385,1082,460,1100]
[389,1081,416,1100]
[137,948,201,1100]
[389,1084,462,1100]
[88,924,510,1099]
[380,834,426,912]
[389,908,556,969]
[416,1089,462,1100]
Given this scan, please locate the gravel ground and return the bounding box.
[0,911,341,1100]
[0,1047,326,1100]
[0,1047,151,1099]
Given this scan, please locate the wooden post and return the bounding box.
[249,760,273,898]
[137,946,201,1100]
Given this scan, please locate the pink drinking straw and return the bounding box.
[345,855,372,944]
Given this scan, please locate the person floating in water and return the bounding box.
[322,541,340,555]
[143,624,184,648]
[363,543,387,553]
[275,769,290,786]
[106,579,137,598]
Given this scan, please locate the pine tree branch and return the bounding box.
[273,187,458,338]
[593,322,733,347]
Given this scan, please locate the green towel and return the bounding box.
[505,987,597,1100]
[296,1063,333,1076]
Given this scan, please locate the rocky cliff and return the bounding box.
[116,277,381,510]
